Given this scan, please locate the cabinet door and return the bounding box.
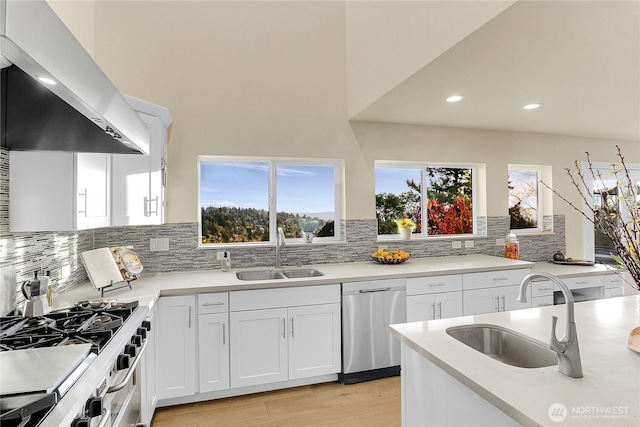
[76,153,110,229]
[500,285,531,311]
[198,312,229,393]
[141,307,156,426]
[434,292,463,319]
[288,303,341,380]
[156,296,196,400]
[407,294,436,322]
[111,112,166,226]
[230,308,288,388]
[463,288,499,315]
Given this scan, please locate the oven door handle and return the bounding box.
[106,340,148,394]
[96,407,111,427]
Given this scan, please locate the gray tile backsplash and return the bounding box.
[1,147,565,308]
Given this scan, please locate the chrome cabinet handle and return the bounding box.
[222,323,226,346]
[202,302,225,307]
[437,302,442,319]
[188,307,192,328]
[495,296,500,312]
[493,277,508,282]
[500,295,506,311]
[78,189,87,216]
[431,303,436,320]
[291,318,295,338]
[359,288,391,293]
[429,283,445,288]
[282,318,286,339]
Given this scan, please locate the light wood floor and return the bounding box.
[150,376,401,427]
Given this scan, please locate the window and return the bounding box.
[198,157,342,246]
[508,168,539,230]
[585,162,640,264]
[375,163,477,238]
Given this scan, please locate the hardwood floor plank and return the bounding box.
[151,377,400,427]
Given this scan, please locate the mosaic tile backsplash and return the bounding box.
[1,147,565,308]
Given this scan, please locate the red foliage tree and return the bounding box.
[427,195,473,235]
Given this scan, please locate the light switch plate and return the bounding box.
[452,241,462,249]
[465,240,474,248]
[150,238,170,251]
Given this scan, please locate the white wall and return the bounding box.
[344,0,514,118]
[53,1,639,260]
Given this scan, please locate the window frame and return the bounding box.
[375,161,479,240]
[508,164,543,234]
[198,156,343,247]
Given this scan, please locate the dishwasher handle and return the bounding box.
[358,287,391,293]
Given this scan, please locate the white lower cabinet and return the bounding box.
[406,275,462,322]
[198,312,230,392]
[156,295,196,400]
[463,284,530,315]
[462,269,531,315]
[229,284,341,389]
[230,308,289,388]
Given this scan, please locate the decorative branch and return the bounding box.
[541,145,639,291]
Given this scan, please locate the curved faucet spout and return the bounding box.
[275,227,285,269]
[518,272,583,378]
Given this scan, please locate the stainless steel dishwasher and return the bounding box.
[340,279,407,384]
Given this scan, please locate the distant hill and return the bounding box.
[201,206,333,244]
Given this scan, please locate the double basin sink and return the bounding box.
[236,268,324,281]
[446,324,558,369]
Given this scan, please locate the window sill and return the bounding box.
[377,234,489,243]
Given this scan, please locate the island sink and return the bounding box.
[446,324,558,368]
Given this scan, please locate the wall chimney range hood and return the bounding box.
[0,0,150,155]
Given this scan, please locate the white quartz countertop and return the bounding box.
[54,254,534,309]
[390,296,640,426]
[54,254,625,311]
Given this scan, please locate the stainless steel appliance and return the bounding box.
[21,272,51,317]
[0,265,17,316]
[0,300,149,426]
[340,279,407,384]
[0,0,149,154]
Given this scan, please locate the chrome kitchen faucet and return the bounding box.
[275,227,285,269]
[518,272,583,378]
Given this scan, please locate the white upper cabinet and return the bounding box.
[8,97,171,231]
[111,96,172,226]
[10,151,110,231]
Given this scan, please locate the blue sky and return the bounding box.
[375,168,421,194]
[200,161,334,215]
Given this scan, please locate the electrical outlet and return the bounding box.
[452,241,462,249]
[150,238,170,251]
[496,238,505,246]
[465,240,474,248]
[216,252,224,260]
[60,264,71,280]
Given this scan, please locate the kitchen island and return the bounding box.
[390,295,640,426]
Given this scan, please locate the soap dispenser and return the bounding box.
[221,251,231,272]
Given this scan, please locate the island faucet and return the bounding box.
[275,227,285,269]
[518,272,583,378]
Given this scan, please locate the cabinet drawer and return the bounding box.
[605,286,624,298]
[462,269,530,291]
[230,284,340,311]
[198,293,229,314]
[604,274,625,288]
[530,280,554,297]
[531,295,553,307]
[407,275,462,295]
[562,275,604,290]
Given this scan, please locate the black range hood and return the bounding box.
[0,0,149,154]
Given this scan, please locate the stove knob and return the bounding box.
[137,327,147,339]
[117,353,130,370]
[85,396,103,418]
[71,417,90,427]
[142,320,151,331]
[131,334,143,347]
[124,343,137,358]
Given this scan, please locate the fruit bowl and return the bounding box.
[371,249,410,264]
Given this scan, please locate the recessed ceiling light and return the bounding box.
[446,95,465,103]
[37,76,56,85]
[523,103,543,110]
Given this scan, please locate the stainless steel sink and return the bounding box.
[235,270,286,281]
[446,324,558,368]
[282,268,325,278]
